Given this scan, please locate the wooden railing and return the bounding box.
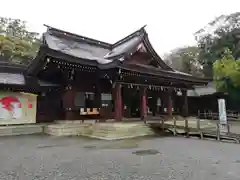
[197,110,240,121]
[162,117,240,143]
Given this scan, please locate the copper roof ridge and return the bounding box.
[44,24,112,48]
[112,25,147,48]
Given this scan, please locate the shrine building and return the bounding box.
[8,25,210,123]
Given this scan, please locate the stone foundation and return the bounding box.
[0,124,44,136]
[44,121,155,140]
[44,123,90,136]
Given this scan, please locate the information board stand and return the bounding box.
[218,99,228,133]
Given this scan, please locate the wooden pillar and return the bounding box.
[140,87,147,121]
[168,88,173,117]
[182,90,188,117]
[114,83,122,121]
[62,85,77,120]
[152,92,157,116]
[95,83,101,108]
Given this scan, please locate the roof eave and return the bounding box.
[26,45,50,76]
[118,65,209,85]
[112,25,146,48]
[44,25,112,49]
[142,33,174,71]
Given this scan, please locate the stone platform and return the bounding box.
[44,120,155,140]
[0,124,44,136]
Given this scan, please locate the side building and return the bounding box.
[0,61,38,124]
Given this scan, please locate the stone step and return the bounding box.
[86,128,154,137]
[90,128,153,133]
[44,122,155,139]
[88,127,152,133]
[88,130,153,136]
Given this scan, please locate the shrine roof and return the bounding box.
[187,82,217,96]
[27,25,210,85]
[0,57,28,73]
[104,27,146,59]
[0,57,40,89]
[32,25,173,68]
[42,26,151,64]
[43,27,111,64]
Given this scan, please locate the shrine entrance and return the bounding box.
[122,88,141,118]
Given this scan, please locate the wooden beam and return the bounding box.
[182,90,188,117]
[114,83,122,121]
[140,87,147,122]
[168,88,173,117]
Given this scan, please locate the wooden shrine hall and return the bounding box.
[27,25,210,122]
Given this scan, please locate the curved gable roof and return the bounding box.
[26,25,210,85]
[39,25,173,70]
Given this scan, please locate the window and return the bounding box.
[74,92,85,107]
[101,93,112,107]
[85,92,95,108]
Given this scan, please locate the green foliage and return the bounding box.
[195,12,240,77]
[164,46,203,76]
[213,48,240,102]
[0,17,40,64]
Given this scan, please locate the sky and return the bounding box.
[1,0,240,56]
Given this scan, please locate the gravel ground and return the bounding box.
[0,135,240,180]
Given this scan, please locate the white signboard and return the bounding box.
[218,99,227,124]
[218,99,227,133]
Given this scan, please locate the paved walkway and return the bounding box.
[1,135,240,180]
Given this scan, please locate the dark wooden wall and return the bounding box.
[36,90,63,122]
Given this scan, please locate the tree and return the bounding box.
[213,48,240,110]
[195,12,240,77]
[213,48,238,90]
[164,46,203,76]
[0,17,40,64]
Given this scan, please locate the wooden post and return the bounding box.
[196,116,203,139]
[210,110,213,120]
[173,117,177,136]
[95,83,101,123]
[185,118,189,137]
[140,87,147,123]
[196,116,200,131]
[114,83,122,121]
[227,123,230,134]
[216,123,220,141]
[95,82,101,109]
[161,118,164,131]
[182,90,188,117]
[204,110,206,119]
[182,90,189,137]
[167,89,173,118]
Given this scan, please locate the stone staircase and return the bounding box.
[44,123,90,136]
[44,121,155,140]
[81,123,155,140]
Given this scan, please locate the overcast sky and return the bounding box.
[1,0,239,55]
